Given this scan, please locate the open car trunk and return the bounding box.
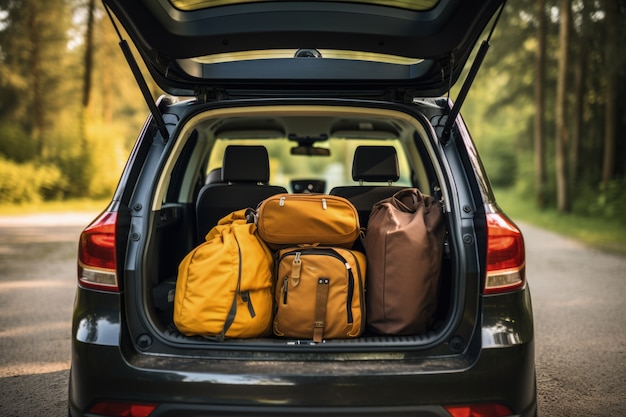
[126,98,481,355]
[99,0,505,355]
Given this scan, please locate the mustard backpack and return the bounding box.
[174,209,274,340]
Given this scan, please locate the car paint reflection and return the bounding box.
[482,317,523,347]
[76,314,119,345]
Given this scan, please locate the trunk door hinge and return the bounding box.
[440,1,507,145]
[103,1,170,141]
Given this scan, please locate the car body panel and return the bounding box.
[72,287,122,346]
[69,2,535,416]
[70,286,534,415]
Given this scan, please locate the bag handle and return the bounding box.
[389,188,423,213]
[244,207,257,224]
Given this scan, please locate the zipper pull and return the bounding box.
[345,263,355,324]
[279,196,286,207]
[282,276,289,304]
[322,198,327,210]
[291,252,301,287]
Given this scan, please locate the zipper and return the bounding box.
[282,251,301,304]
[279,248,354,324]
[345,262,354,325]
[277,195,329,209]
[282,276,289,304]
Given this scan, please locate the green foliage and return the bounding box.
[510,150,557,207]
[479,140,518,188]
[0,156,67,203]
[84,122,128,198]
[0,0,72,132]
[0,123,37,162]
[495,186,626,254]
[0,0,147,202]
[0,0,624,218]
[573,177,626,226]
[463,0,626,220]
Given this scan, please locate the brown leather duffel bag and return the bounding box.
[364,188,445,335]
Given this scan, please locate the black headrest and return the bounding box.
[221,145,270,183]
[352,146,400,182]
[205,167,223,184]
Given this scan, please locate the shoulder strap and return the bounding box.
[204,234,242,342]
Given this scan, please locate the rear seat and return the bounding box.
[204,167,223,185]
[330,145,406,227]
[195,145,287,242]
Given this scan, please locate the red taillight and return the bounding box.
[78,211,119,292]
[445,403,514,417]
[484,212,525,295]
[89,401,158,417]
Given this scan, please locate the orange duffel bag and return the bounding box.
[256,193,360,250]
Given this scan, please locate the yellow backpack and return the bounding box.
[174,209,274,340]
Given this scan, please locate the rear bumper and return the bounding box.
[69,288,535,417]
[69,343,536,417]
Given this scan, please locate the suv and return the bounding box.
[69,1,536,416]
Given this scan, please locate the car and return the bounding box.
[69,1,536,416]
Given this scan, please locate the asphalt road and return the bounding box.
[522,223,626,416]
[0,213,624,416]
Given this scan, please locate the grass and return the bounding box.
[493,188,626,255]
[2,193,625,255]
[0,198,109,216]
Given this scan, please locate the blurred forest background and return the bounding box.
[0,0,625,224]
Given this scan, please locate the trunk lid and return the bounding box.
[102,0,505,98]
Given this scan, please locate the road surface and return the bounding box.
[0,213,624,416]
[522,223,626,415]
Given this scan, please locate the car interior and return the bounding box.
[146,104,453,343]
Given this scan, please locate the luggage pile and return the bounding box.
[174,189,445,342]
[257,194,366,342]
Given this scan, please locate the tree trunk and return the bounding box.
[571,0,588,186]
[571,51,584,184]
[534,0,547,208]
[27,7,45,158]
[99,9,116,125]
[555,0,571,212]
[71,0,98,195]
[82,0,96,111]
[601,0,617,186]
